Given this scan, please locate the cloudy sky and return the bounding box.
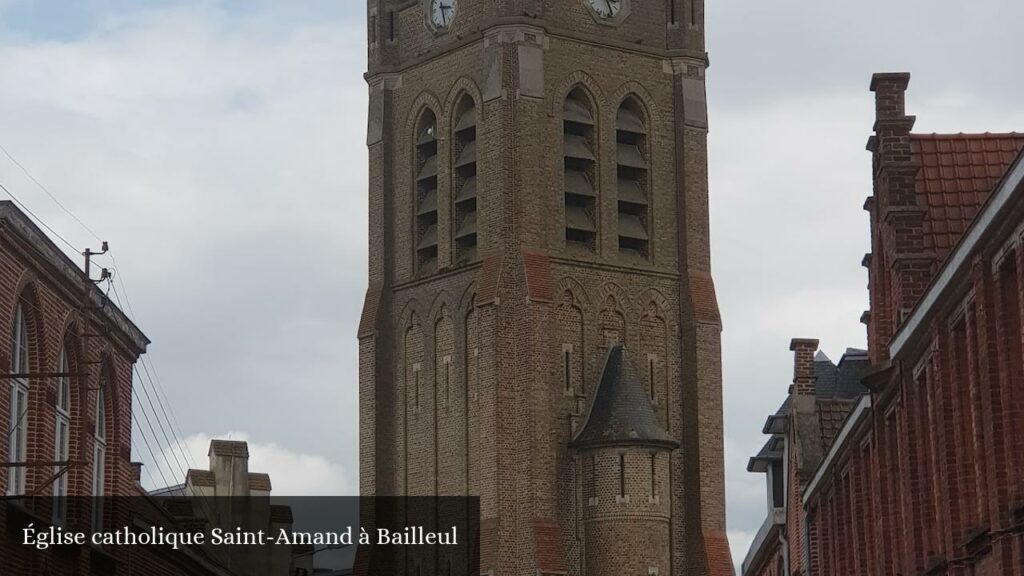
[0,0,1020,567]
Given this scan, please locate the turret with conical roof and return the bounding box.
[572,345,677,576]
[571,345,678,451]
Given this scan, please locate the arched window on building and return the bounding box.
[563,88,598,251]
[452,95,478,264]
[92,367,109,530]
[616,97,650,259]
[415,110,440,274]
[7,303,29,496]
[53,341,72,523]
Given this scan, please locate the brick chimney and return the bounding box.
[865,72,932,363]
[209,439,251,497]
[131,462,144,484]
[789,339,824,476]
[790,338,819,397]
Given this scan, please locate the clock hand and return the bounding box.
[605,0,613,15]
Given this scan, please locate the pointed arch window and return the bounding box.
[616,97,650,259]
[92,369,108,530]
[7,303,29,496]
[415,110,440,274]
[53,343,72,523]
[563,88,598,250]
[453,95,478,264]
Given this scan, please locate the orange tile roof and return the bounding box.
[912,133,1024,260]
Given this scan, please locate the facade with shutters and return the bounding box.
[357,1,733,576]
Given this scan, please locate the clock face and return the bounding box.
[587,0,623,19]
[430,0,457,30]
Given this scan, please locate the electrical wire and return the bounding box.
[0,181,80,254]
[0,153,202,489]
[0,142,103,243]
[2,147,235,521]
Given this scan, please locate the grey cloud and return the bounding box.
[1,2,1020,569]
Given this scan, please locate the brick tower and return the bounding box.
[358,1,732,575]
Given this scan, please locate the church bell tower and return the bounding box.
[359,1,733,575]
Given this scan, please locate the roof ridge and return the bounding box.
[910,131,1024,140]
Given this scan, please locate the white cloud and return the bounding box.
[146,431,354,496]
[0,0,365,475]
[3,0,1022,568]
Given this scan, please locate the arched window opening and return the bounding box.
[415,110,440,274]
[563,88,598,251]
[616,98,650,259]
[7,303,29,496]
[453,96,478,264]
[92,367,109,530]
[53,342,72,523]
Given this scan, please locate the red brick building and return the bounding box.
[742,73,1024,576]
[740,344,869,576]
[1,200,147,501]
[0,201,237,575]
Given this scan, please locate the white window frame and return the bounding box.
[53,346,71,523]
[7,304,29,497]
[92,385,107,530]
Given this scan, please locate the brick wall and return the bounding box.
[0,213,143,506]
[798,75,1024,576]
[0,208,233,575]
[360,2,730,575]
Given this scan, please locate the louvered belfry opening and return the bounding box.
[453,96,478,264]
[415,110,439,273]
[616,98,649,259]
[563,88,598,251]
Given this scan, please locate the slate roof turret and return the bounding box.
[570,345,677,450]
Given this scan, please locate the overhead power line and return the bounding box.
[0,145,201,492]
[0,180,80,253]
[0,142,103,243]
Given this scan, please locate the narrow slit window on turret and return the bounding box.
[587,455,596,499]
[616,98,650,259]
[648,355,656,401]
[564,345,573,392]
[453,96,478,264]
[413,364,422,411]
[444,358,451,408]
[619,453,626,497]
[415,111,439,274]
[563,88,598,251]
[650,453,657,497]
